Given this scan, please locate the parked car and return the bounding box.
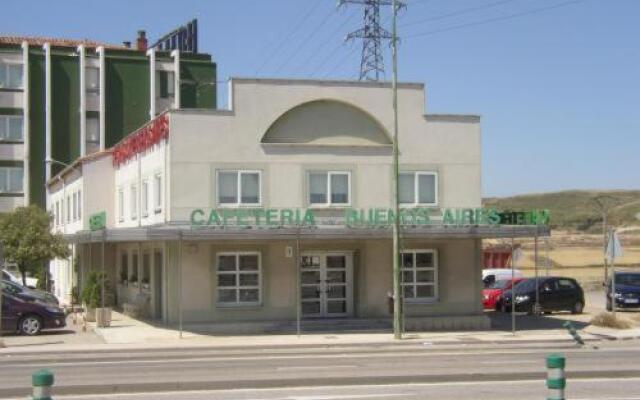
[1,289,66,335]
[605,272,640,311]
[500,277,584,314]
[1,269,38,289]
[483,278,524,310]
[482,268,523,288]
[1,280,59,306]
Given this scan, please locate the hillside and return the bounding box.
[483,190,640,231]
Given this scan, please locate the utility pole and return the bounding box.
[593,195,617,284]
[390,0,402,340]
[339,0,394,81]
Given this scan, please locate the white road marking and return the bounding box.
[276,365,358,371]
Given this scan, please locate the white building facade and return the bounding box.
[48,78,549,332]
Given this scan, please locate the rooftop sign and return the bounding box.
[190,208,549,228]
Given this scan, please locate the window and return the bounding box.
[55,201,60,226]
[131,251,139,283]
[72,192,77,221]
[141,180,149,218]
[120,252,129,284]
[66,195,71,223]
[154,174,162,213]
[308,171,350,206]
[216,252,261,306]
[0,166,23,193]
[142,253,150,287]
[399,171,437,206]
[86,67,99,93]
[0,63,23,89]
[0,116,23,141]
[401,250,438,301]
[86,116,99,143]
[157,71,175,99]
[217,170,261,206]
[118,188,124,222]
[77,191,82,220]
[130,184,137,220]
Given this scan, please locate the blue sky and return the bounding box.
[6,0,640,197]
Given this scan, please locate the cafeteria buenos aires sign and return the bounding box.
[190,207,549,228]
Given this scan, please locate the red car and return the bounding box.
[482,278,523,310]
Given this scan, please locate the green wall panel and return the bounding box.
[180,60,217,109]
[51,54,80,174]
[28,52,46,208]
[105,56,149,147]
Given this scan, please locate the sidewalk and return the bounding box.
[3,309,640,355]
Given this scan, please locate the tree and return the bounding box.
[0,206,69,287]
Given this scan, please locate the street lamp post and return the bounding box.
[391,0,402,340]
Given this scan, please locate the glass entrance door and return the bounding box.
[300,252,353,318]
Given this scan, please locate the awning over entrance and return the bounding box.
[66,224,550,244]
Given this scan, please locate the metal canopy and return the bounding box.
[67,224,550,244]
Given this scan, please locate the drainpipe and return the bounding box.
[96,46,106,151]
[21,41,30,205]
[171,50,180,109]
[43,43,52,181]
[147,48,156,119]
[78,45,86,157]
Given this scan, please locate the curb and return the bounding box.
[0,336,598,356]
[2,369,640,398]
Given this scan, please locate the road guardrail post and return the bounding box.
[546,354,566,400]
[32,369,54,400]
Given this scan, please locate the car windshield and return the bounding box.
[488,280,514,290]
[1,280,24,295]
[511,278,536,293]
[615,273,640,287]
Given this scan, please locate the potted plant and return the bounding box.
[81,271,113,327]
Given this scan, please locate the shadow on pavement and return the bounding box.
[487,311,589,331]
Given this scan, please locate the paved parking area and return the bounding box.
[0,313,103,348]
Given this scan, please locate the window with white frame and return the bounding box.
[216,252,261,306]
[0,115,23,141]
[217,170,261,206]
[77,191,82,220]
[0,63,23,89]
[118,188,124,222]
[399,171,437,206]
[157,71,175,99]
[308,171,350,206]
[86,67,99,93]
[86,116,99,143]
[0,166,23,193]
[401,250,438,301]
[153,173,162,213]
[130,184,137,220]
[72,192,77,221]
[66,195,71,223]
[55,201,60,226]
[141,180,149,218]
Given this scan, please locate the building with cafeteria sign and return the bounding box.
[47,78,549,332]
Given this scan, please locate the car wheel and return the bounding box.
[501,302,508,313]
[19,315,42,336]
[571,301,584,315]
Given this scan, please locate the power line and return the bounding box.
[401,0,520,28]
[253,0,325,75]
[271,7,336,76]
[289,9,359,76]
[321,41,360,78]
[405,0,585,39]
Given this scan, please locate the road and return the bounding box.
[2,339,640,399]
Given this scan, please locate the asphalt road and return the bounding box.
[2,340,640,399]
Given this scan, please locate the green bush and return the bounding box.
[81,271,112,308]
